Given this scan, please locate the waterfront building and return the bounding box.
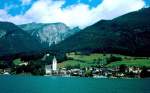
[45,65,52,75]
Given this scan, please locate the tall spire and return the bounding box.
[52,56,57,71]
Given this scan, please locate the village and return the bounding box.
[44,56,149,78]
[0,53,150,78]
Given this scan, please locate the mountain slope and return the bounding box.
[0,22,43,56]
[19,23,80,46]
[55,8,150,56]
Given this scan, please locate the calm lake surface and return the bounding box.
[0,75,150,93]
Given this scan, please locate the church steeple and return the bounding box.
[52,56,57,71]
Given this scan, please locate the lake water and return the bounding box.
[0,75,150,93]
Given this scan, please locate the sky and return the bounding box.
[0,0,149,29]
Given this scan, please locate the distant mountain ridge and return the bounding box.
[19,22,80,46]
[1,7,150,58]
[55,8,150,56]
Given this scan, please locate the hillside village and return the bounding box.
[44,53,150,78]
[0,52,150,78]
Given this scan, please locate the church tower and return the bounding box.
[52,56,57,71]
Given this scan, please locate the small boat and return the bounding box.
[3,72,10,75]
[93,75,107,78]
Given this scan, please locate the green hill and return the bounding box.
[58,53,150,68]
[107,59,150,68]
[54,8,150,56]
[0,22,44,58]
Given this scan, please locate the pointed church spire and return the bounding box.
[52,56,57,71]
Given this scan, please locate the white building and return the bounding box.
[52,56,57,71]
[45,65,52,75]
[45,56,57,75]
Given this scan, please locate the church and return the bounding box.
[45,56,57,75]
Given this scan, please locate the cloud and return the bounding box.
[0,0,145,29]
[0,10,11,20]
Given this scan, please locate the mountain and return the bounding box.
[55,8,150,56]
[0,22,43,57]
[19,23,80,46]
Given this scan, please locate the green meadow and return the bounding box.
[107,59,150,67]
[58,53,107,68]
[58,52,150,68]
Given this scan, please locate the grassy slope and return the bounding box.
[107,59,150,67]
[58,53,107,68]
[58,53,150,68]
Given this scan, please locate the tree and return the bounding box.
[84,70,93,77]
[140,67,150,78]
[0,61,7,69]
[65,64,73,70]
[73,64,80,69]
[106,55,122,64]
[119,64,127,73]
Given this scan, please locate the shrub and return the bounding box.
[106,55,122,64]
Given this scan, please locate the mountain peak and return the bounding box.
[19,22,80,46]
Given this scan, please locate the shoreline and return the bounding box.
[0,74,148,79]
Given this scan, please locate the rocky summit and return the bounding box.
[19,22,80,47]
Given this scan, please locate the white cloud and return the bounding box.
[0,0,145,29]
[21,0,32,5]
[0,10,11,20]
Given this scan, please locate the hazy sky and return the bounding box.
[0,0,149,28]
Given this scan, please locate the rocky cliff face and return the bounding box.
[19,23,80,46]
